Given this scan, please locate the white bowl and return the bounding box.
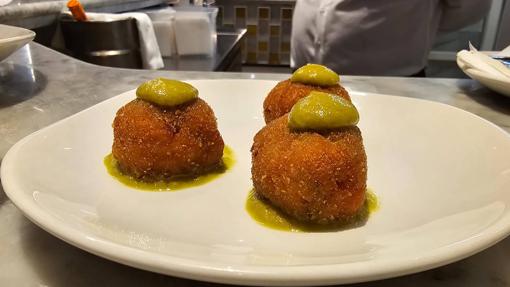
[0,24,36,62]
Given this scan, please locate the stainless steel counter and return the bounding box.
[1,42,510,286]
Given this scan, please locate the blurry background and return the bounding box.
[1,0,508,77]
[215,0,509,77]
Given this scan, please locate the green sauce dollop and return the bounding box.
[290,63,339,86]
[288,91,359,130]
[136,78,198,107]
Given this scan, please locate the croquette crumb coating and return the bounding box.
[112,98,224,181]
[251,115,367,225]
[263,79,351,123]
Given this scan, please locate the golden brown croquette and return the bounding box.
[263,79,351,123]
[112,98,224,181]
[251,115,367,225]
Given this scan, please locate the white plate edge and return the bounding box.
[2,79,510,285]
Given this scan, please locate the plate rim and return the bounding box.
[0,24,35,45]
[2,79,510,286]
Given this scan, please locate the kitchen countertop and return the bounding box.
[1,42,510,286]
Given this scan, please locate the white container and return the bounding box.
[142,7,177,57]
[173,6,218,56]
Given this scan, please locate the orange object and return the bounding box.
[67,0,87,21]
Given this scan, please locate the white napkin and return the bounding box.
[457,43,510,80]
[495,45,510,58]
[57,12,164,70]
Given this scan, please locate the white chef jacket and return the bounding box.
[291,0,492,76]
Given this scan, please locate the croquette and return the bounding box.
[112,98,224,181]
[263,79,350,123]
[251,115,367,225]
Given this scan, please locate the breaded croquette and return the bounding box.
[263,79,350,123]
[251,115,367,224]
[112,98,224,181]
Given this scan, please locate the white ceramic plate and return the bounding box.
[3,80,510,286]
[0,24,35,62]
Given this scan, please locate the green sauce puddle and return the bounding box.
[104,146,235,191]
[246,188,378,232]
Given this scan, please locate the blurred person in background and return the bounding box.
[291,0,492,76]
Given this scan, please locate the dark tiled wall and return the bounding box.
[216,0,295,65]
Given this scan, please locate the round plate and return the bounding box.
[2,80,510,286]
[0,24,35,62]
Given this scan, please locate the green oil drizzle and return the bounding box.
[104,146,235,191]
[246,189,378,232]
